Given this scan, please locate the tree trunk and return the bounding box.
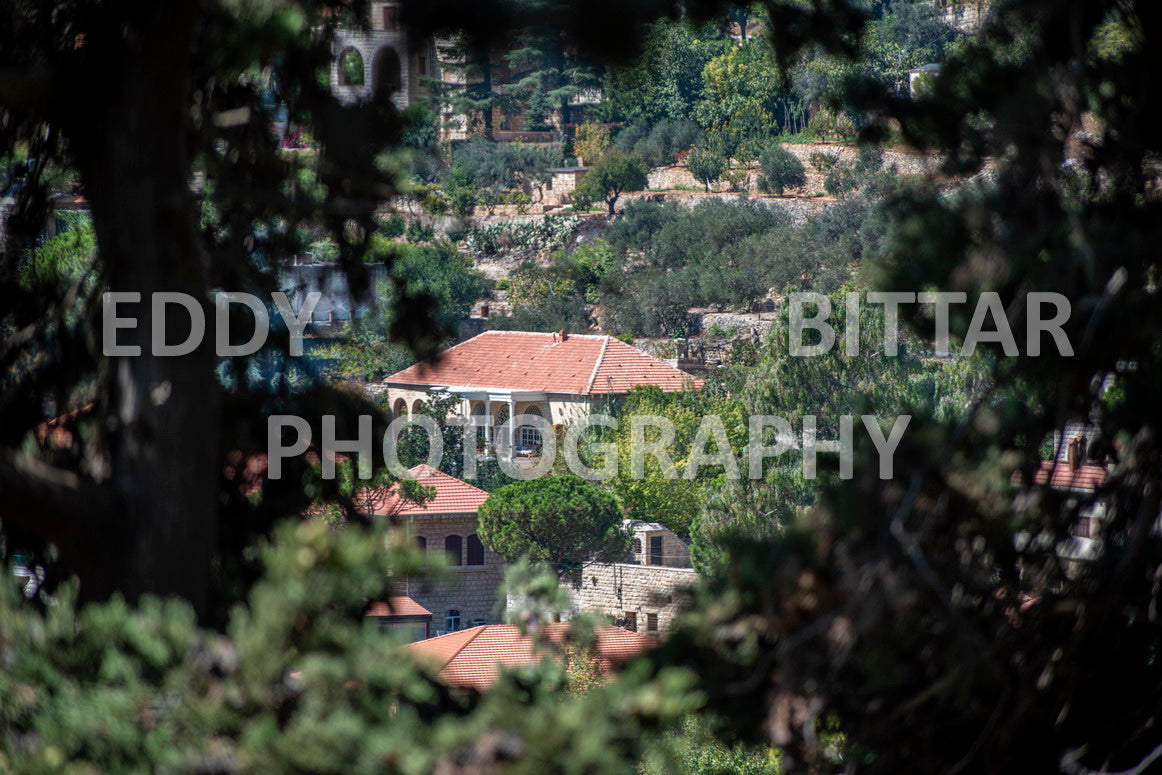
[481,50,493,137]
[66,1,219,614]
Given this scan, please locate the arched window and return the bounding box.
[416,536,427,551]
[445,535,462,566]
[372,46,402,93]
[445,609,461,632]
[411,399,424,417]
[392,397,407,419]
[338,48,365,87]
[466,534,484,565]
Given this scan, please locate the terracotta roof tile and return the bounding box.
[366,596,433,618]
[1013,461,1109,491]
[384,331,702,395]
[375,463,490,516]
[405,623,655,691]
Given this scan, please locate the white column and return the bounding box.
[482,399,491,453]
[507,396,516,452]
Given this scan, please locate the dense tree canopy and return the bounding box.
[477,475,631,575]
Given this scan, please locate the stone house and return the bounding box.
[378,464,504,633]
[382,330,703,459]
[541,166,589,207]
[568,520,696,637]
[366,595,433,642]
[330,1,437,109]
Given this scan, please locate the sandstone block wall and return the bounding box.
[568,563,698,636]
[399,515,505,632]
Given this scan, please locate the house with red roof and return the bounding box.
[404,623,655,691]
[366,595,433,642]
[383,330,703,458]
[376,463,503,633]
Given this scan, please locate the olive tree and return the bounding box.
[572,152,649,214]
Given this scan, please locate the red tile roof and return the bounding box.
[404,623,655,691]
[366,596,433,618]
[1014,461,1109,491]
[384,331,702,395]
[374,463,490,516]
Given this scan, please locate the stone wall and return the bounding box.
[620,190,834,226]
[567,563,697,636]
[646,144,946,199]
[331,28,412,110]
[627,523,691,569]
[398,514,505,632]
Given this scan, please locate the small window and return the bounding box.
[445,535,462,566]
[445,609,461,632]
[632,538,642,560]
[649,536,663,566]
[382,5,399,30]
[466,534,484,566]
[646,613,658,633]
[623,611,637,632]
[416,536,427,550]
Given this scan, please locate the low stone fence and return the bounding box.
[647,142,947,199]
[620,190,834,226]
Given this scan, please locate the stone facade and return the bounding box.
[568,563,697,636]
[626,521,691,568]
[330,1,435,110]
[397,514,506,633]
[542,167,590,207]
[565,521,696,637]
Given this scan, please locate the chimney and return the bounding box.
[558,329,569,341]
[1067,435,1081,471]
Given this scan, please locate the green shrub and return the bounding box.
[685,145,727,192]
[808,150,841,172]
[377,214,406,238]
[404,220,435,243]
[613,119,701,168]
[757,145,807,195]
